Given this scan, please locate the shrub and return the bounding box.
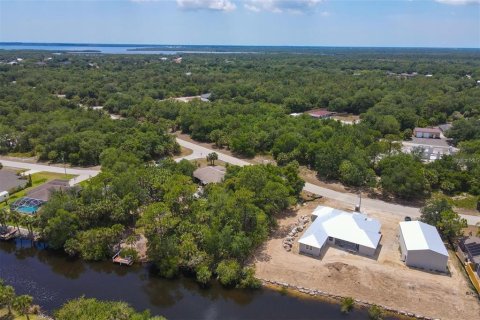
[340,297,355,314]
[368,305,384,320]
[120,248,138,262]
[155,256,180,279]
[216,259,241,287]
[195,264,212,285]
[238,266,261,289]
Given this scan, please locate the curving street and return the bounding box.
[0,158,100,186]
[174,137,480,226]
[1,138,479,225]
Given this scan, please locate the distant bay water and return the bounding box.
[0,43,261,54]
[3,42,477,56]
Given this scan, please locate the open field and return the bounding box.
[253,198,480,320]
[332,114,361,124]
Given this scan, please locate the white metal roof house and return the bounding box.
[298,206,382,258]
[398,221,448,273]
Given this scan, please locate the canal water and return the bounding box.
[0,239,379,319]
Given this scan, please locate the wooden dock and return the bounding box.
[112,251,134,266]
[0,229,18,241]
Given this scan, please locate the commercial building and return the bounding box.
[398,221,449,273]
[298,206,382,258]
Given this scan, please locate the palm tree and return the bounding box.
[206,152,218,166]
[0,283,16,315]
[21,214,38,240]
[13,294,33,320]
[10,210,21,233]
[0,208,8,229]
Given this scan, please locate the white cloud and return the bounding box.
[435,0,480,5]
[244,0,322,14]
[176,0,237,11]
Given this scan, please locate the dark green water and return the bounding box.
[0,239,383,319]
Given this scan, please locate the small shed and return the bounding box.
[193,166,226,185]
[399,221,448,272]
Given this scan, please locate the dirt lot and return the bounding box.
[253,198,480,320]
[332,114,361,124]
[299,166,349,193]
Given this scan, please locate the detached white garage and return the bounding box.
[399,221,449,273]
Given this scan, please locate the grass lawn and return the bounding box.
[451,194,479,210]
[178,146,193,157]
[191,158,227,168]
[6,152,35,158]
[0,172,76,210]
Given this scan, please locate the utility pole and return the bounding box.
[355,193,362,212]
[62,152,67,177]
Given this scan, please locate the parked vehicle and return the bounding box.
[0,191,9,203]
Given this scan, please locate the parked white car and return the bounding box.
[0,191,9,202]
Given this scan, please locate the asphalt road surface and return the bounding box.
[175,137,480,226]
[0,158,99,186]
[2,139,478,225]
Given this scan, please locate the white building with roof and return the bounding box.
[398,221,448,272]
[298,206,382,258]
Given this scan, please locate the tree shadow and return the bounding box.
[248,242,271,263]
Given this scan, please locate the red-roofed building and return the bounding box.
[306,108,336,119]
[413,127,441,139]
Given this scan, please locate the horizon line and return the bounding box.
[1,41,479,50]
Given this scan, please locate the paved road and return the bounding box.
[2,141,478,225]
[175,138,250,166]
[0,159,100,186]
[175,137,480,226]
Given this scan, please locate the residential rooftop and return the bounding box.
[414,127,441,134]
[193,166,226,185]
[399,221,448,256]
[306,108,336,118]
[299,206,382,249]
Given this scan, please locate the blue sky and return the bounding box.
[0,0,479,47]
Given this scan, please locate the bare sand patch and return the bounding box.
[253,198,480,320]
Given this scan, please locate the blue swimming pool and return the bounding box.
[16,206,38,214]
[10,197,44,215]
